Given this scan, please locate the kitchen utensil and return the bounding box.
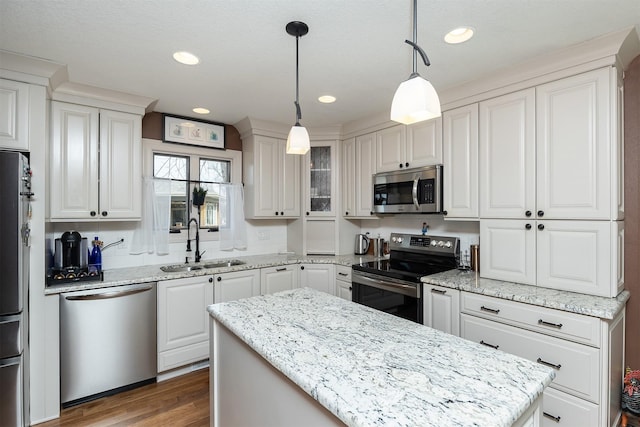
[470,244,480,272]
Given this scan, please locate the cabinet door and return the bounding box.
[50,101,99,219]
[299,264,335,294]
[157,276,213,359]
[342,137,356,217]
[480,219,536,285]
[443,104,479,218]
[406,117,442,168]
[99,109,141,220]
[479,89,535,219]
[423,285,460,336]
[536,220,616,297]
[376,125,406,172]
[0,79,29,151]
[306,141,336,217]
[214,269,260,303]
[355,133,377,218]
[252,136,281,217]
[280,140,301,217]
[336,280,352,301]
[260,266,298,295]
[536,68,613,220]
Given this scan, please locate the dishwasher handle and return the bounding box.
[64,285,154,301]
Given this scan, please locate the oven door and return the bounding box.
[351,271,422,323]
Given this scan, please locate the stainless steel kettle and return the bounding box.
[355,233,370,255]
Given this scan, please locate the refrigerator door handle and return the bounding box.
[0,355,21,367]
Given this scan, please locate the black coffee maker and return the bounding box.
[51,231,88,280]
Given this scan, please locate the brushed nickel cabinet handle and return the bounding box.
[537,357,561,370]
[480,340,499,350]
[538,319,563,329]
[480,306,500,314]
[543,412,561,423]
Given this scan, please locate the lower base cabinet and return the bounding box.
[260,265,298,295]
[423,285,460,336]
[335,265,352,301]
[214,270,260,303]
[299,263,335,294]
[157,276,213,373]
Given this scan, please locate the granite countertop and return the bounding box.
[208,288,555,427]
[421,268,630,319]
[44,253,380,295]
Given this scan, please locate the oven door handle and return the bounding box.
[352,273,419,298]
[412,177,420,210]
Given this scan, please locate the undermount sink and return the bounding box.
[159,264,204,273]
[202,260,246,269]
[159,260,245,273]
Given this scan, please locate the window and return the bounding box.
[153,153,230,231]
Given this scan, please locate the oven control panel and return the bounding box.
[389,233,459,255]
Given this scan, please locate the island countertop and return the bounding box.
[208,287,555,427]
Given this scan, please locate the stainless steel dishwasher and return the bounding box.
[60,283,157,407]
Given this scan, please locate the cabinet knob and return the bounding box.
[306,212,310,216]
[399,163,403,168]
[405,162,409,167]
[345,212,349,215]
[525,224,532,230]
[525,210,532,217]
[90,211,96,217]
[349,287,352,291]
[442,210,448,216]
[217,276,222,282]
[370,211,373,215]
[537,210,544,217]
[209,277,213,283]
[300,266,305,270]
[275,211,279,216]
[280,212,284,216]
[101,211,108,217]
[538,224,545,230]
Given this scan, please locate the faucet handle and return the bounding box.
[199,250,206,259]
[185,256,191,264]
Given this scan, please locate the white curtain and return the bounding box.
[219,183,247,251]
[130,177,171,255]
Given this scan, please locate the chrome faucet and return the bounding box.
[186,218,202,263]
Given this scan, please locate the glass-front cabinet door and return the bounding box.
[305,140,336,217]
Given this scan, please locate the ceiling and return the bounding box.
[1,0,639,128]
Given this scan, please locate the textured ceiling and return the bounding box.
[1,0,639,128]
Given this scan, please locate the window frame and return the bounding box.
[143,138,242,243]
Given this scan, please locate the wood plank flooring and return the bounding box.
[37,368,209,427]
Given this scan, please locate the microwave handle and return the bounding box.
[412,177,420,210]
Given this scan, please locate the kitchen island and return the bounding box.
[207,288,555,427]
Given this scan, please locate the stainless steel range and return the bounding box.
[352,233,459,323]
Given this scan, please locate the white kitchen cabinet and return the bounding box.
[260,265,299,295]
[479,88,536,219]
[304,140,337,217]
[299,263,335,294]
[459,292,625,427]
[243,134,300,218]
[335,265,352,301]
[376,125,406,172]
[50,101,142,221]
[375,120,441,173]
[214,269,260,303]
[481,219,623,297]
[443,103,479,219]
[157,275,213,372]
[342,133,377,219]
[536,67,622,220]
[423,285,460,336]
[0,79,29,151]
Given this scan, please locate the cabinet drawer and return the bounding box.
[461,314,600,403]
[460,292,600,346]
[542,387,599,427]
[335,265,352,282]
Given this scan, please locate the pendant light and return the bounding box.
[390,0,441,125]
[286,21,310,155]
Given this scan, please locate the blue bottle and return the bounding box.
[91,236,102,272]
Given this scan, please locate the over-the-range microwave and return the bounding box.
[372,165,443,214]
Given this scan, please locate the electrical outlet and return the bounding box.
[115,237,127,252]
[257,231,270,240]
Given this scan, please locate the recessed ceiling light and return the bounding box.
[444,27,474,44]
[173,51,200,65]
[318,95,336,104]
[193,107,210,114]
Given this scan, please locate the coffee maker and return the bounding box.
[48,231,99,285]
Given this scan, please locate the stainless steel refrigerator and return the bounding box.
[0,150,31,426]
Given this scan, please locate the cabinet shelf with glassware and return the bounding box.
[303,140,337,217]
[49,101,142,221]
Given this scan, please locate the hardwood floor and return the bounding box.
[37,368,209,427]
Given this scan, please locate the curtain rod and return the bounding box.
[153,177,228,185]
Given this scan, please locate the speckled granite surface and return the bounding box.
[44,253,379,295]
[208,288,555,427]
[421,269,629,319]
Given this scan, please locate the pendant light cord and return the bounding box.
[294,34,302,124]
[405,0,431,74]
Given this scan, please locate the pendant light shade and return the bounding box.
[286,21,310,155]
[390,0,441,125]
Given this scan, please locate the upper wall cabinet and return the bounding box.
[536,67,622,220]
[304,140,336,217]
[0,79,30,151]
[243,134,300,219]
[342,133,377,219]
[443,103,479,219]
[376,119,442,173]
[50,101,142,221]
